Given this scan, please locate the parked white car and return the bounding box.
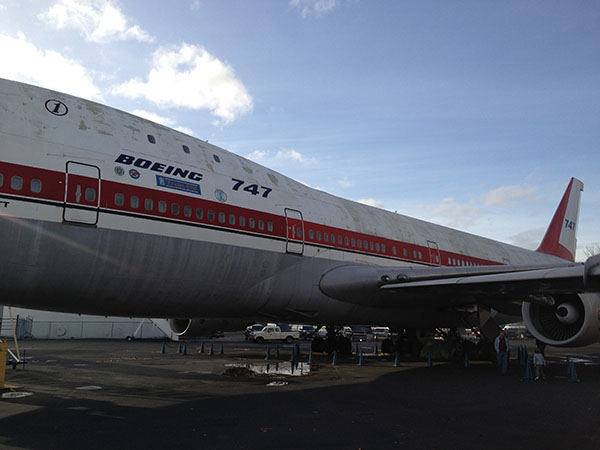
[252,325,299,343]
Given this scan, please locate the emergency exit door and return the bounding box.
[63,161,101,225]
[284,208,304,255]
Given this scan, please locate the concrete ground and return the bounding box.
[1,337,599,450]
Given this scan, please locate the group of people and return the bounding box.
[494,330,546,380]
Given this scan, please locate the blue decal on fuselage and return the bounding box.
[156,175,201,195]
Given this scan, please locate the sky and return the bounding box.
[0,0,598,260]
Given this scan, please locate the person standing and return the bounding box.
[533,347,546,380]
[494,330,510,374]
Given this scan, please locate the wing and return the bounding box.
[319,254,600,308]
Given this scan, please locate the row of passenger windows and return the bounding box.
[0,172,480,266]
[448,257,480,267]
[114,193,274,232]
[0,174,42,193]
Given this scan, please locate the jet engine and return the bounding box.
[522,293,600,347]
[168,318,248,338]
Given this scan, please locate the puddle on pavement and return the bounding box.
[224,361,311,377]
[2,392,33,399]
[75,385,103,390]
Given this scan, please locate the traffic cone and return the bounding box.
[523,359,533,380]
[568,360,580,383]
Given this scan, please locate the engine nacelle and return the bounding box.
[168,318,248,338]
[522,293,600,347]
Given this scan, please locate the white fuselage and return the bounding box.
[0,79,567,327]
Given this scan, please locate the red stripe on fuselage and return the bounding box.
[0,160,500,267]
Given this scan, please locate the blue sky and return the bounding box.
[0,0,598,259]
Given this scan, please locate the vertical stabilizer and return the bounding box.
[537,178,584,261]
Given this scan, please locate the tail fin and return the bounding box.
[537,177,584,261]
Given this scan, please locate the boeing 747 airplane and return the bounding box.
[0,78,598,353]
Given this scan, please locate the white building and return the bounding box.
[1,307,176,340]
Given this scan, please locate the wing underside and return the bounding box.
[319,255,600,308]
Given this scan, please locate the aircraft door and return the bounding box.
[63,161,101,225]
[284,208,304,255]
[427,240,441,265]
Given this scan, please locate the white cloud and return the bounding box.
[338,176,353,189]
[290,0,338,18]
[40,0,154,43]
[131,109,194,136]
[358,198,385,209]
[246,149,318,165]
[0,32,101,99]
[482,184,538,206]
[421,197,481,228]
[247,150,268,161]
[113,43,253,125]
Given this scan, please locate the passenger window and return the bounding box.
[229,214,236,225]
[196,208,204,219]
[297,227,302,238]
[345,237,349,246]
[85,188,95,202]
[239,216,246,227]
[0,173,3,187]
[357,240,362,249]
[184,205,192,218]
[413,250,417,258]
[30,179,42,193]
[213,154,221,163]
[268,222,274,232]
[10,176,23,191]
[393,246,397,255]
[172,203,180,215]
[363,240,368,249]
[316,231,322,241]
[115,193,124,206]
[382,244,386,253]
[130,196,139,209]
[338,235,342,245]
[147,134,156,144]
[249,218,255,229]
[258,220,265,230]
[403,248,407,257]
[370,242,374,251]
[158,201,167,213]
[309,230,314,240]
[182,145,190,154]
[418,251,422,259]
[218,212,226,223]
[208,210,215,221]
[376,243,380,252]
[144,198,153,211]
[351,238,356,248]
[324,233,329,243]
